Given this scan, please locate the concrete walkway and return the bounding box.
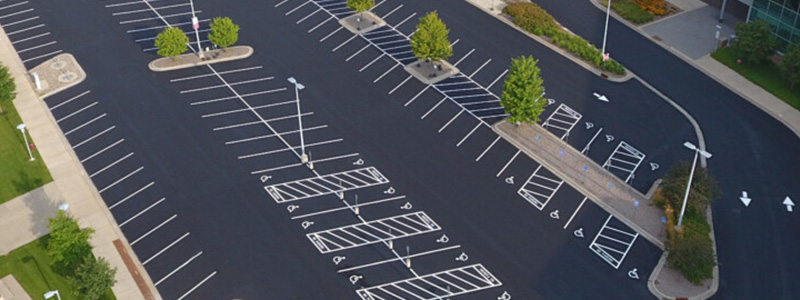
[0,23,159,300]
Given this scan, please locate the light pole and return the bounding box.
[288,77,307,163]
[190,0,203,58]
[719,0,728,22]
[16,123,34,161]
[600,0,612,61]
[676,141,712,229]
[490,0,495,11]
[44,290,61,300]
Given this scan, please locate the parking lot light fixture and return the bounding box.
[44,290,61,300]
[288,77,307,163]
[16,123,34,161]
[190,0,203,58]
[676,141,712,230]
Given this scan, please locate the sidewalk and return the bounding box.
[0,23,159,300]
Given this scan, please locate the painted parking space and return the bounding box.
[0,0,62,68]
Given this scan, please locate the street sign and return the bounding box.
[192,17,199,30]
[783,196,794,212]
[740,191,751,207]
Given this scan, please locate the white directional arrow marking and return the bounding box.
[740,191,751,207]
[783,196,794,212]
[593,92,609,102]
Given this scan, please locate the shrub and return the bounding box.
[47,211,95,271]
[667,224,715,284]
[781,41,800,90]
[734,20,777,64]
[660,162,720,216]
[502,2,558,34]
[70,256,117,300]
[609,0,654,25]
[633,0,666,16]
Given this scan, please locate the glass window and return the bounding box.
[781,7,798,24]
[778,23,793,38]
[754,0,770,10]
[769,2,785,18]
[785,0,800,12]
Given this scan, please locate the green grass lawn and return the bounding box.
[0,100,52,205]
[0,236,116,300]
[712,47,800,110]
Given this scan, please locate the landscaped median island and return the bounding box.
[149,17,252,72]
[0,211,116,300]
[598,0,679,25]
[501,1,626,76]
[654,162,719,285]
[0,61,52,204]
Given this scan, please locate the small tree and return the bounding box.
[70,256,117,300]
[500,56,547,125]
[47,210,95,270]
[347,0,374,25]
[410,11,452,69]
[781,42,800,89]
[208,17,240,51]
[734,20,777,64]
[155,27,189,60]
[660,161,720,216]
[0,62,16,114]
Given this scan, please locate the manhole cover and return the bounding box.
[50,60,67,69]
[58,71,77,83]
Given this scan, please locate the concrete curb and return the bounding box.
[29,54,86,99]
[148,45,253,72]
[463,0,633,83]
[587,0,800,140]
[404,60,460,85]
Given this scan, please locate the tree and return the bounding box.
[70,256,117,300]
[781,41,800,89]
[0,62,16,114]
[410,11,452,67]
[208,17,240,51]
[47,210,94,270]
[734,20,777,64]
[500,56,547,125]
[660,162,720,217]
[347,0,374,25]
[155,27,189,60]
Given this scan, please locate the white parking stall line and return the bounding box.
[381,4,402,19]
[72,125,114,149]
[563,197,587,229]
[359,52,385,72]
[179,77,274,94]
[543,103,582,139]
[589,215,639,269]
[251,152,359,174]
[496,150,520,177]
[285,0,311,15]
[371,0,386,10]
[65,114,107,137]
[106,0,165,8]
[154,251,203,286]
[112,3,190,16]
[320,26,343,42]
[90,152,133,178]
[392,12,416,28]
[119,11,199,25]
[388,75,412,95]
[332,34,358,52]
[170,66,262,82]
[10,30,48,45]
[4,16,38,29]
[438,110,463,133]
[49,90,90,111]
[581,127,603,154]
[296,7,321,24]
[468,59,491,79]
[190,88,286,106]
[212,112,313,131]
[142,232,190,265]
[119,197,165,227]
[202,99,295,118]
[0,8,33,20]
[130,214,176,246]
[457,123,481,147]
[308,15,333,32]
[356,264,502,300]
[176,271,217,300]
[98,166,144,193]
[306,211,440,253]
[346,44,371,61]
[291,195,405,220]
[517,165,564,210]
[109,181,154,209]
[237,138,342,160]
[6,23,43,36]
[338,245,461,273]
[475,136,500,162]
[602,141,645,183]
[264,167,388,203]
[143,39,210,52]
[56,102,97,123]
[126,19,209,33]
[373,64,399,83]
[0,2,29,11]
[135,29,210,42]
[275,0,291,7]
[421,97,446,120]
[452,49,475,67]
[80,139,124,163]
[403,86,430,107]
[21,50,62,63]
[486,69,508,90]
[226,125,327,145]
[461,98,500,106]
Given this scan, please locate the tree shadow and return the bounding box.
[11,170,44,196]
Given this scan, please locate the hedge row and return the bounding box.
[503,2,626,75]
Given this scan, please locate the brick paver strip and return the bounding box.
[115,239,156,300]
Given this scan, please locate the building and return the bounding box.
[747,0,800,49]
